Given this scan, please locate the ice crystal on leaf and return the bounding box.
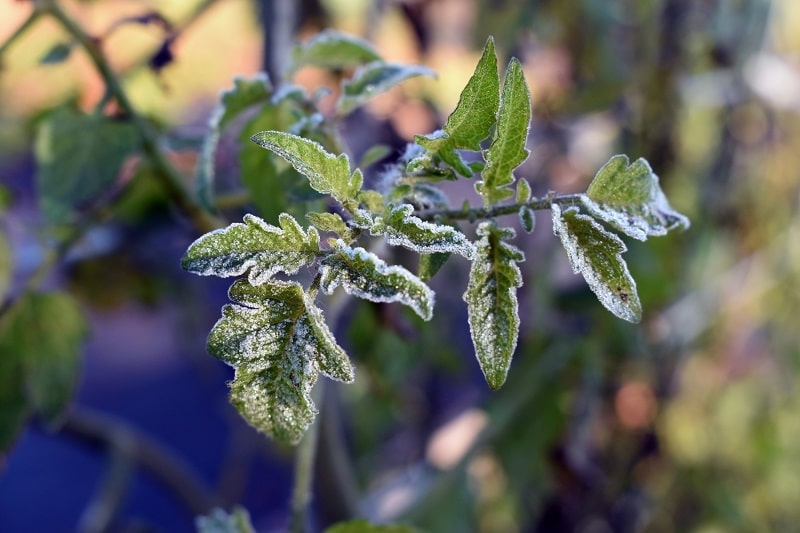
[181,213,319,286]
[208,280,353,444]
[320,240,435,320]
[463,222,525,390]
[582,155,690,241]
[551,204,642,323]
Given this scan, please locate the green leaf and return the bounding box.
[0,307,29,453]
[288,30,382,76]
[0,292,87,430]
[364,204,475,258]
[251,131,362,207]
[306,212,349,236]
[325,519,420,533]
[208,280,353,444]
[40,42,73,64]
[182,213,319,285]
[551,204,642,322]
[35,107,140,225]
[358,144,392,168]
[417,252,451,281]
[337,62,435,114]
[515,177,532,203]
[0,229,11,301]
[195,507,255,533]
[414,38,500,176]
[320,240,435,320]
[197,74,273,210]
[519,205,535,233]
[476,58,531,206]
[463,222,524,390]
[582,154,690,241]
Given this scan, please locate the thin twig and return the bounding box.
[417,192,585,222]
[61,407,221,516]
[290,381,324,533]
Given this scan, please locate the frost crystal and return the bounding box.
[319,240,435,320]
[463,222,525,390]
[208,279,353,444]
[551,204,642,323]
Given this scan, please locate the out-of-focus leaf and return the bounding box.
[0,229,11,301]
[251,131,362,208]
[358,144,392,168]
[0,291,87,432]
[463,222,524,389]
[196,74,273,210]
[182,213,319,285]
[320,240,435,321]
[337,62,435,114]
[35,108,139,225]
[476,58,531,206]
[209,280,353,444]
[582,154,690,240]
[0,304,28,453]
[195,506,255,533]
[287,30,382,76]
[39,42,73,64]
[519,205,535,233]
[551,204,641,322]
[325,519,420,533]
[418,252,451,281]
[414,38,500,177]
[360,204,475,258]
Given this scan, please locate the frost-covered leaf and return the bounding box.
[463,222,524,390]
[368,204,475,258]
[40,42,73,64]
[552,204,642,322]
[287,30,382,77]
[209,280,353,443]
[515,177,532,203]
[251,131,362,207]
[338,62,436,114]
[306,212,348,236]
[197,74,273,210]
[414,38,499,177]
[35,107,140,225]
[582,155,690,241]
[357,189,385,212]
[0,291,87,433]
[320,240,435,320]
[519,206,535,233]
[476,58,531,206]
[390,182,450,210]
[196,506,255,533]
[182,213,319,285]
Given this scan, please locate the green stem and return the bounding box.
[290,380,324,533]
[417,192,585,223]
[40,0,223,234]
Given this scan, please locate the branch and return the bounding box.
[61,407,221,516]
[39,1,223,234]
[417,192,585,222]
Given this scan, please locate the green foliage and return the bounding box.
[287,30,382,77]
[324,519,420,533]
[0,229,10,301]
[39,42,73,64]
[338,63,435,115]
[208,280,352,443]
[463,222,525,389]
[0,291,87,449]
[35,107,140,224]
[413,38,500,177]
[475,58,531,206]
[182,213,319,285]
[552,204,642,322]
[195,506,255,533]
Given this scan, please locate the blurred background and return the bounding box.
[1,0,799,531]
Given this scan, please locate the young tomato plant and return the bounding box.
[182,32,689,445]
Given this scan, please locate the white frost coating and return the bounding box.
[370,204,476,259]
[302,293,355,383]
[551,204,642,323]
[182,213,319,285]
[462,222,524,389]
[580,194,690,242]
[319,240,435,320]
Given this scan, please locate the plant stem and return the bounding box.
[417,192,585,223]
[40,0,223,234]
[290,380,324,533]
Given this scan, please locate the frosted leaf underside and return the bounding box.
[181,213,319,285]
[583,155,690,241]
[208,279,353,444]
[463,222,524,390]
[367,204,476,258]
[551,204,642,323]
[320,240,435,320]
